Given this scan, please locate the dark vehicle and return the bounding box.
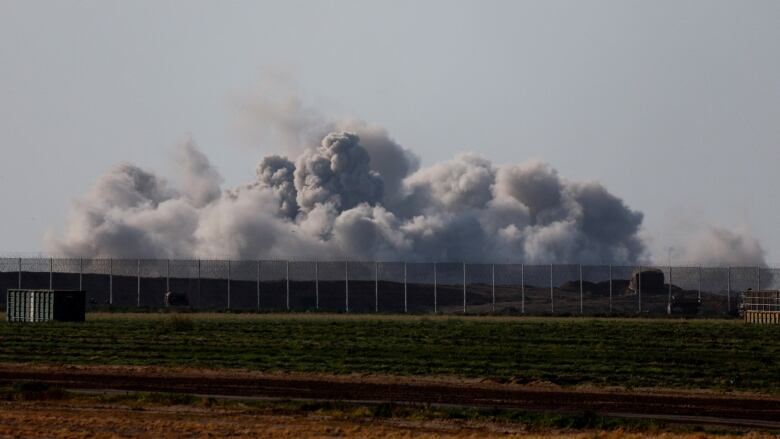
[667,292,701,315]
[164,291,189,307]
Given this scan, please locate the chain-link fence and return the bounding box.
[0,258,772,316]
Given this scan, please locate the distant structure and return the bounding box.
[628,268,702,315]
[740,289,780,324]
[628,269,666,293]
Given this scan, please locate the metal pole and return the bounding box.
[109,258,113,305]
[637,264,641,313]
[315,260,319,311]
[404,262,408,313]
[137,259,141,307]
[166,259,170,292]
[79,258,83,291]
[196,259,201,309]
[550,263,554,314]
[697,266,702,300]
[227,260,231,310]
[608,264,613,313]
[463,262,467,314]
[433,262,437,314]
[667,265,672,315]
[49,258,53,290]
[375,261,379,313]
[256,260,261,311]
[521,264,525,314]
[757,265,761,291]
[727,266,731,314]
[17,257,21,289]
[579,264,583,314]
[491,264,495,313]
[286,260,290,311]
[345,260,349,312]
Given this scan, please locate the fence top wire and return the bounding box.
[3,257,779,271]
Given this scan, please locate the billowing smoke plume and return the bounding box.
[47,128,647,263]
[293,132,384,213]
[45,74,653,262]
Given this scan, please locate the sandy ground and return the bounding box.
[1,399,776,439]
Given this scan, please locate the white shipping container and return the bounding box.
[6,289,85,322]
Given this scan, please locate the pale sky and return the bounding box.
[1,0,779,262]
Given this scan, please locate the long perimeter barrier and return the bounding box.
[1,258,776,316]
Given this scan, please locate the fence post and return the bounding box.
[286,260,290,311]
[315,260,319,311]
[727,266,731,314]
[433,262,437,314]
[579,264,583,314]
[196,259,201,309]
[79,258,83,291]
[17,257,21,289]
[345,260,349,312]
[49,258,53,290]
[608,264,613,313]
[227,260,231,310]
[166,259,170,293]
[404,262,408,313]
[549,263,554,314]
[667,265,672,315]
[256,260,261,311]
[521,264,525,314]
[463,262,467,314]
[697,266,702,300]
[637,264,641,313]
[491,264,495,313]
[109,258,113,305]
[375,261,379,313]
[136,259,141,307]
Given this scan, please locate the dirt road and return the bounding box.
[1,364,778,429]
[7,399,776,439]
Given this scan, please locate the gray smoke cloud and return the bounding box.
[42,73,668,262]
[175,139,223,208]
[48,125,651,263]
[47,162,198,258]
[293,132,384,213]
[255,155,298,218]
[234,74,420,209]
[677,226,767,267]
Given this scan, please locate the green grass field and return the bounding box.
[1,313,778,393]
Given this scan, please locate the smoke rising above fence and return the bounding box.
[45,79,768,265]
[47,129,649,263]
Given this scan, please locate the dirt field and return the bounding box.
[5,398,778,439]
[1,364,779,430]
